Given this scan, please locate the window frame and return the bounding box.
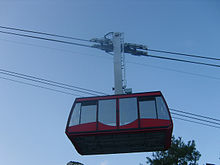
[79,100,98,125]
[137,96,158,120]
[68,102,81,127]
[98,99,117,126]
[156,96,170,120]
[118,97,139,126]
[67,91,170,131]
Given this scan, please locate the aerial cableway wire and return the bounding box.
[0,30,220,68]
[0,76,220,129]
[172,117,220,129]
[0,71,219,128]
[0,25,91,42]
[128,61,220,81]
[1,27,220,128]
[0,36,219,81]
[0,67,219,125]
[1,25,219,61]
[170,110,220,129]
[0,68,106,96]
[170,108,220,122]
[0,70,220,129]
[0,76,81,96]
[147,48,220,61]
[0,71,97,96]
[145,54,220,68]
[171,112,220,126]
[1,37,220,81]
[0,30,92,48]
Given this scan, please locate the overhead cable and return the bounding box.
[1,25,219,62]
[0,68,106,95]
[0,30,92,48]
[0,67,219,125]
[0,68,106,96]
[0,71,220,129]
[1,38,220,82]
[172,117,220,129]
[0,25,91,42]
[0,71,98,96]
[147,48,220,61]
[170,108,220,122]
[1,36,219,81]
[128,61,220,81]
[146,54,220,68]
[0,76,81,96]
[1,29,219,68]
[171,112,220,126]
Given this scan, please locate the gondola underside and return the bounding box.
[67,129,170,155]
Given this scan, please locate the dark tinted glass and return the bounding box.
[139,99,157,119]
[98,99,116,126]
[80,103,97,124]
[69,103,81,126]
[156,96,170,120]
[119,97,138,126]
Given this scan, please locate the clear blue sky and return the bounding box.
[0,0,220,165]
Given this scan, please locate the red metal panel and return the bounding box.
[76,91,162,102]
[68,122,96,132]
[119,119,139,129]
[140,119,171,128]
[98,122,117,131]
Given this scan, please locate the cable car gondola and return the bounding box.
[65,91,173,155]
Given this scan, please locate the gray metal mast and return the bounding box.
[112,32,126,95]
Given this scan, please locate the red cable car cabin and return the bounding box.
[65,91,173,155]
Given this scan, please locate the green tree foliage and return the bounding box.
[146,136,201,165]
